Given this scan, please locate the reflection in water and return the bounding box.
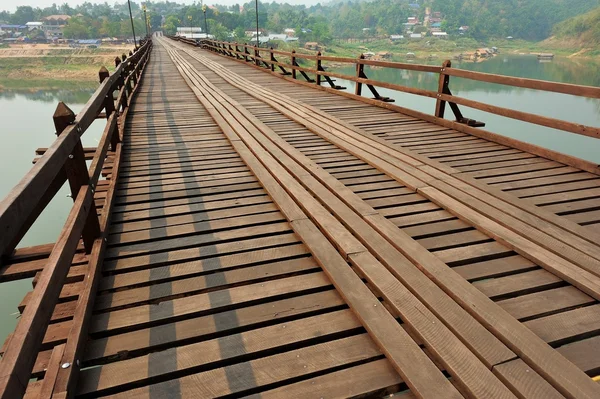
[0,88,94,104]
[0,89,102,345]
[337,55,600,94]
[334,55,600,163]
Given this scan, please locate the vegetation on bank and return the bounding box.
[3,0,600,47]
[546,7,600,56]
[0,47,130,89]
[267,37,592,67]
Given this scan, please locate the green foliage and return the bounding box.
[1,0,599,45]
[10,6,35,25]
[63,17,91,39]
[553,6,600,44]
[431,0,600,41]
[27,28,46,40]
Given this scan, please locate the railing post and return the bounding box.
[99,67,119,150]
[114,57,123,89]
[129,52,138,86]
[244,43,249,62]
[435,60,451,118]
[291,50,296,79]
[52,103,100,252]
[355,54,364,96]
[234,43,240,59]
[316,51,322,86]
[270,47,275,72]
[254,45,260,67]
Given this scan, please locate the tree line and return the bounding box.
[1,0,598,42]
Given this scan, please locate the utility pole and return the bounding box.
[255,0,259,48]
[127,0,137,48]
[202,4,208,39]
[143,5,149,38]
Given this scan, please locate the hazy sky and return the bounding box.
[0,0,323,13]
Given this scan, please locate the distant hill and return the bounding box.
[430,0,600,41]
[551,6,600,45]
[324,0,600,41]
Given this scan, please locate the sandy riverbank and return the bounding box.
[0,45,134,88]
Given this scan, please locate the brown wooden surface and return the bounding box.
[2,33,599,398]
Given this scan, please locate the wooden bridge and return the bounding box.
[1,33,600,398]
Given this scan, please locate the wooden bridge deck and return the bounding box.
[3,36,600,398]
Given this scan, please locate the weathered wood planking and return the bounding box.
[3,32,600,398]
[156,37,600,397]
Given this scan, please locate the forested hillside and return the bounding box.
[428,0,599,40]
[552,6,600,44]
[1,0,599,43]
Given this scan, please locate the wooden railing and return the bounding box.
[175,38,600,140]
[0,37,152,399]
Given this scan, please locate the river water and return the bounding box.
[0,89,103,344]
[333,54,600,163]
[0,55,599,345]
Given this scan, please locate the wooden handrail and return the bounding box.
[186,38,600,140]
[0,37,152,399]
[0,39,151,262]
[443,67,600,99]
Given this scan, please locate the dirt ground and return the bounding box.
[0,44,134,58]
[0,44,135,84]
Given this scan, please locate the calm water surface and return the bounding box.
[0,55,599,345]
[0,89,103,344]
[334,54,600,163]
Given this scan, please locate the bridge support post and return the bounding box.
[270,47,275,72]
[316,51,322,86]
[99,67,119,150]
[354,54,393,102]
[355,54,364,96]
[435,60,451,119]
[435,60,485,127]
[291,50,297,79]
[53,103,101,252]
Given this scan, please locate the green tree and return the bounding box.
[10,6,35,24]
[234,26,247,41]
[27,28,46,40]
[63,17,91,39]
[208,20,229,40]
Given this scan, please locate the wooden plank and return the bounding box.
[105,334,384,399]
[524,304,600,346]
[472,269,563,300]
[168,45,514,396]
[0,253,87,283]
[95,257,318,311]
[77,309,362,395]
[452,255,537,282]
[420,187,600,298]
[556,335,600,374]
[104,222,291,259]
[103,232,301,274]
[493,359,564,399]
[167,48,468,396]
[197,40,600,266]
[497,286,595,321]
[90,272,332,335]
[38,344,65,398]
[0,186,94,399]
[254,359,402,399]
[101,242,309,290]
[84,289,345,365]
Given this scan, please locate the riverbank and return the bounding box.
[275,37,600,66]
[0,45,133,90]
